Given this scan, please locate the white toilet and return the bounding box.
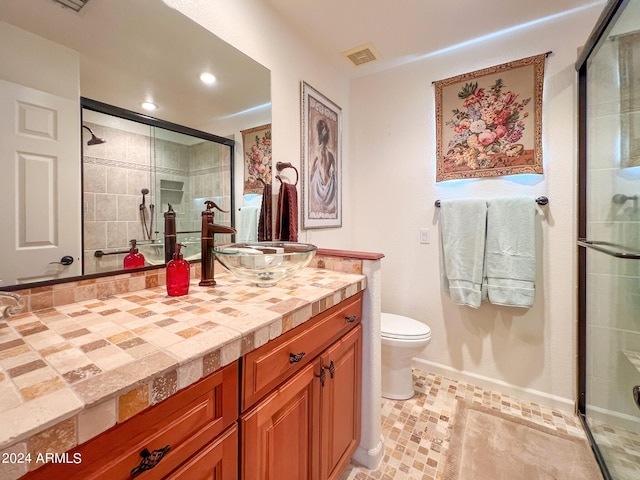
[381,313,431,400]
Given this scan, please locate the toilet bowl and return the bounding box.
[381,313,431,400]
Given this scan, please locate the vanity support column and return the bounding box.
[352,258,384,470]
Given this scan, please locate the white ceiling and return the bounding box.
[263,0,606,78]
[0,0,271,132]
[0,0,607,131]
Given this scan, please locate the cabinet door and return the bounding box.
[164,424,237,480]
[241,361,321,480]
[319,325,362,480]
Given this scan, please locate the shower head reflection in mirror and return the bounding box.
[82,125,107,145]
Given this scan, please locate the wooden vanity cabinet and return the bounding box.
[23,361,239,480]
[240,292,363,480]
[20,292,364,480]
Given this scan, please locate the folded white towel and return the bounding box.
[482,196,536,308]
[440,199,487,308]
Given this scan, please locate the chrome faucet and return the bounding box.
[0,292,25,319]
[199,201,236,286]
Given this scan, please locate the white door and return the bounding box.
[0,78,81,286]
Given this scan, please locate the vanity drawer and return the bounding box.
[25,361,238,480]
[242,291,362,411]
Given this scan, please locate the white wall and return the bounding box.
[167,0,606,405]
[349,4,603,405]
[163,0,354,248]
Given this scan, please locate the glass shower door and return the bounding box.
[578,1,640,478]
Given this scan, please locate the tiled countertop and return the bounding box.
[0,267,366,454]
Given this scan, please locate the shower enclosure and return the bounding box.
[577,0,640,478]
[81,98,234,275]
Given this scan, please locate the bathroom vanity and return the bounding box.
[0,255,381,480]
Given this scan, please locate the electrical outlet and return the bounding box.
[420,228,430,244]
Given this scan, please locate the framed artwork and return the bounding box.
[241,123,272,194]
[301,81,342,229]
[434,53,546,182]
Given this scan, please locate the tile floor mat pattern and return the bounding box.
[340,369,597,480]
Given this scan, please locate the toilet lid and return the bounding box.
[381,313,431,340]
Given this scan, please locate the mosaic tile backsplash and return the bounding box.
[0,264,366,477]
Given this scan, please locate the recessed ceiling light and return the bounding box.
[200,72,216,85]
[141,102,158,111]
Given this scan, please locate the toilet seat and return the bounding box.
[381,313,431,341]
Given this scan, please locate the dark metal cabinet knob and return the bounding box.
[345,315,357,323]
[324,360,336,378]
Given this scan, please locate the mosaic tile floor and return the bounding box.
[589,418,640,480]
[340,369,600,480]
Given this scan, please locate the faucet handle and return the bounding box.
[204,200,228,213]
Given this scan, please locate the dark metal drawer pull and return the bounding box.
[130,445,171,478]
[289,352,306,363]
[324,360,336,379]
[345,315,357,323]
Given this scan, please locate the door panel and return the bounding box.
[320,325,362,480]
[0,78,81,285]
[241,361,320,480]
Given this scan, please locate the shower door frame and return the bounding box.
[80,97,236,276]
[576,1,632,479]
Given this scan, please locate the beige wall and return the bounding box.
[0,21,79,99]
[348,5,603,406]
[167,0,605,406]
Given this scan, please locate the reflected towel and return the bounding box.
[276,182,298,242]
[482,197,536,308]
[237,205,260,242]
[257,184,272,241]
[440,199,487,308]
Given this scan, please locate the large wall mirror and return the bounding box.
[0,0,271,289]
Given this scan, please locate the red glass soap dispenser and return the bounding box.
[167,243,190,297]
[124,239,145,269]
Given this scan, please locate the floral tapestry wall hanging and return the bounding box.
[241,123,272,194]
[434,53,546,182]
[301,81,342,229]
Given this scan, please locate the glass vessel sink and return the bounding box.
[213,242,317,287]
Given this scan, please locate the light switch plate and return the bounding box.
[420,228,430,244]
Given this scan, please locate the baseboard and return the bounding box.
[413,358,575,413]
[352,434,384,470]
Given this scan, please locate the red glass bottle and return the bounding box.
[166,243,190,297]
[123,239,145,269]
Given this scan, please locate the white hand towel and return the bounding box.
[237,205,260,242]
[440,199,487,308]
[483,196,536,308]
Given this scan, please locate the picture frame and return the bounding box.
[434,53,546,182]
[241,123,272,194]
[301,81,342,229]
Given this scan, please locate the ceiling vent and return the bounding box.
[52,0,91,12]
[341,43,381,67]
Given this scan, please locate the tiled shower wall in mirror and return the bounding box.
[82,113,231,274]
